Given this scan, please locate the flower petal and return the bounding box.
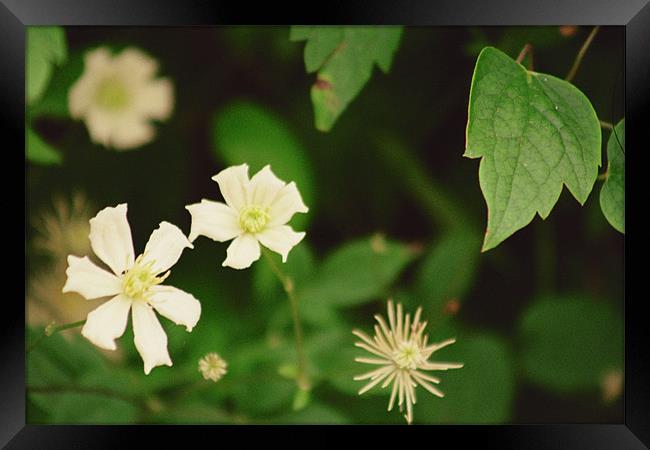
[69,77,99,119]
[257,225,305,262]
[114,47,158,82]
[148,285,201,332]
[85,47,113,73]
[268,182,309,227]
[223,234,260,269]
[249,165,285,208]
[84,108,116,147]
[133,78,174,121]
[141,221,193,275]
[132,301,172,375]
[81,294,132,350]
[89,204,135,275]
[62,255,123,300]
[109,116,156,150]
[185,200,240,243]
[69,48,113,119]
[212,164,250,211]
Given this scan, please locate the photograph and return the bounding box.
[23,24,626,428]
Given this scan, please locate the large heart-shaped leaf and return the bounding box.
[465,47,601,251]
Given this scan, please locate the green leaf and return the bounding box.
[308,330,362,396]
[600,119,625,233]
[299,234,417,309]
[29,50,84,118]
[26,328,143,423]
[228,341,296,415]
[290,26,344,73]
[465,46,601,251]
[26,327,106,382]
[146,402,234,424]
[292,386,311,411]
[416,330,515,423]
[291,26,403,131]
[27,349,73,387]
[519,295,623,393]
[211,101,315,229]
[414,230,481,320]
[27,27,67,105]
[77,365,192,399]
[276,402,350,424]
[29,392,138,423]
[26,126,62,165]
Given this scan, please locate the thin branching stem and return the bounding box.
[26,320,86,353]
[566,26,600,82]
[516,43,534,70]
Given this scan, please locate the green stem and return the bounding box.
[566,26,600,82]
[26,320,86,353]
[262,249,310,391]
[599,120,614,131]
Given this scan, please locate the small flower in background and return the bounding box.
[353,299,463,424]
[28,192,97,328]
[32,192,94,262]
[186,164,309,270]
[600,369,623,404]
[62,203,201,374]
[68,47,173,151]
[198,352,228,382]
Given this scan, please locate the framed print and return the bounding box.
[3,0,648,447]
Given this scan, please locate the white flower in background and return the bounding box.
[62,204,201,374]
[198,352,228,382]
[185,164,309,270]
[353,300,463,424]
[68,47,173,151]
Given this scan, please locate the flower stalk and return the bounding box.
[26,320,86,353]
[262,249,310,392]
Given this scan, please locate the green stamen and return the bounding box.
[95,77,130,111]
[239,205,270,233]
[122,255,168,300]
[394,342,423,370]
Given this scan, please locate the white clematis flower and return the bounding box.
[68,47,173,151]
[185,164,309,270]
[62,204,201,374]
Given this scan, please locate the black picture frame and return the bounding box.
[6,0,648,447]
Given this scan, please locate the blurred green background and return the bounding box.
[26,26,624,424]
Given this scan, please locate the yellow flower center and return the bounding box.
[95,77,130,111]
[393,341,424,370]
[238,205,270,233]
[121,255,168,300]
